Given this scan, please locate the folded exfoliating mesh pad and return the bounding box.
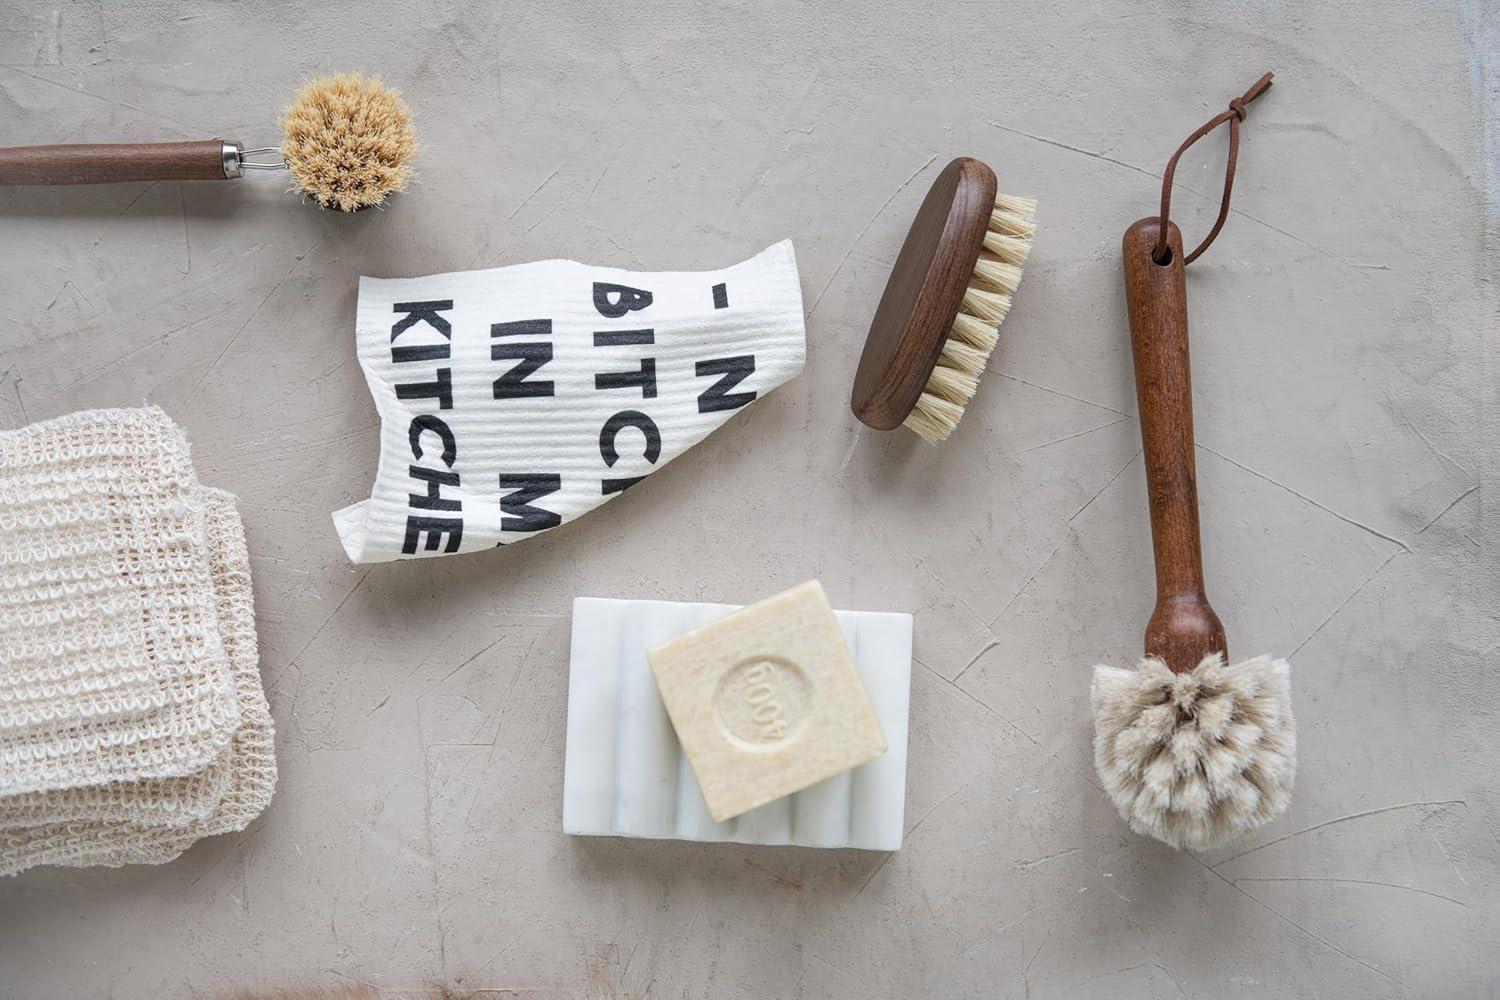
[334,241,806,563]
[0,409,240,796]
[0,408,275,875]
[564,597,913,851]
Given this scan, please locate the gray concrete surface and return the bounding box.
[0,2,1496,997]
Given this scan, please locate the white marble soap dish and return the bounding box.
[563,596,913,851]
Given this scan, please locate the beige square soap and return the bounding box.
[646,581,888,822]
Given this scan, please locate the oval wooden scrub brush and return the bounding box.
[0,73,415,212]
[851,157,1037,442]
[1091,73,1295,852]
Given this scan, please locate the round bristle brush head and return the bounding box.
[1091,654,1296,850]
[851,157,1036,443]
[280,73,417,212]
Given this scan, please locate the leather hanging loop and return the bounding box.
[1154,72,1274,265]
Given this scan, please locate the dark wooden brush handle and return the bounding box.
[1123,217,1227,673]
[0,141,229,185]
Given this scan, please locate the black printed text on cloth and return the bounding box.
[333,241,806,563]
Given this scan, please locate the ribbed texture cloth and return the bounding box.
[334,240,806,563]
[0,407,275,875]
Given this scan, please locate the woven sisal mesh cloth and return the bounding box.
[0,408,275,875]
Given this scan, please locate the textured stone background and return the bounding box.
[0,2,1496,997]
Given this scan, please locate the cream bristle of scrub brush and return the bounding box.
[279,73,417,212]
[851,156,1037,443]
[1092,654,1295,850]
[0,72,415,213]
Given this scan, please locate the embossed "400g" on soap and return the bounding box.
[741,661,791,741]
[715,656,812,749]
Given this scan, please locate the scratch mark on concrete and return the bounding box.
[992,906,1040,937]
[1419,484,1480,534]
[322,967,380,992]
[621,940,641,981]
[976,540,1066,642]
[1152,960,1191,998]
[56,304,236,392]
[464,930,525,983]
[503,167,559,224]
[1023,417,1131,452]
[953,638,1003,680]
[918,655,1044,753]
[916,659,1106,796]
[269,567,372,690]
[178,182,191,274]
[83,181,162,253]
[605,236,641,265]
[1400,412,1474,479]
[905,786,963,840]
[987,121,1340,261]
[187,234,326,401]
[954,444,1127,662]
[0,65,210,134]
[807,151,939,318]
[745,859,805,892]
[836,426,863,481]
[414,700,448,980]
[586,162,611,202]
[1199,444,1411,550]
[1014,847,1079,872]
[989,121,1158,178]
[499,633,541,709]
[1069,447,1142,527]
[45,281,74,312]
[187,817,269,887]
[13,374,28,424]
[1089,864,1134,903]
[1189,854,1404,986]
[810,952,874,989]
[1289,550,1402,658]
[1428,830,1469,886]
[910,554,990,630]
[914,656,1007,722]
[1001,936,1049,1000]
[526,199,562,233]
[417,634,506,702]
[852,152,940,248]
[986,369,1132,417]
[1213,799,1468,868]
[850,853,894,902]
[1231,876,1468,907]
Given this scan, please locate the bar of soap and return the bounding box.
[647,582,886,822]
[563,594,912,850]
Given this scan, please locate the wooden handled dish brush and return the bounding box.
[0,73,415,212]
[851,157,1037,442]
[1091,74,1296,851]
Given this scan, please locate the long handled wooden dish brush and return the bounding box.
[1091,74,1296,851]
[0,73,415,212]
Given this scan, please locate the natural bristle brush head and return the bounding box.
[851,157,1036,442]
[1091,654,1296,850]
[279,73,417,212]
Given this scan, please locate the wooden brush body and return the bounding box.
[1122,217,1227,672]
[853,157,996,430]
